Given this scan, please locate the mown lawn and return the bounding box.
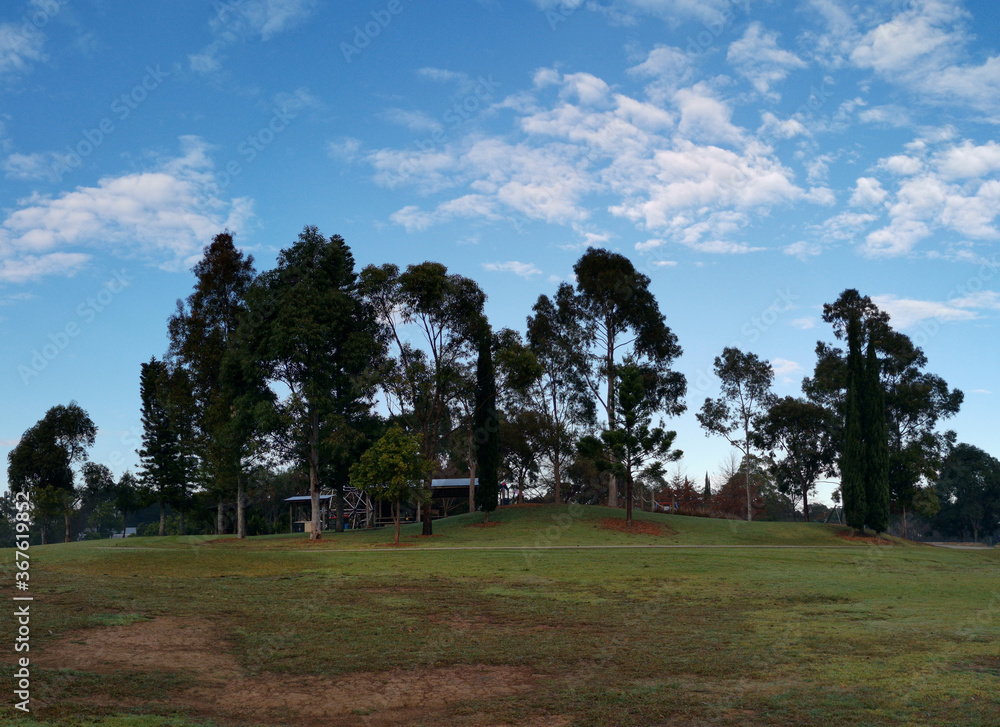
[1,505,997,727]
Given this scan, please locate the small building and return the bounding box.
[285,478,514,531]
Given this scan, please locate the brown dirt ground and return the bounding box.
[598,517,675,537]
[33,616,541,727]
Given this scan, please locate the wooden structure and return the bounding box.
[285,478,515,530]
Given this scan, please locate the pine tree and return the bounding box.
[864,339,891,533]
[474,327,500,522]
[703,471,711,503]
[138,357,181,536]
[841,316,867,533]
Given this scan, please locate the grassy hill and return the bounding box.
[94,503,896,552]
[2,506,996,727]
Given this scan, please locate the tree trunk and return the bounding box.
[553,456,561,504]
[469,461,476,515]
[179,508,185,536]
[41,520,48,546]
[606,327,618,509]
[217,497,224,535]
[335,485,345,533]
[744,423,753,522]
[518,478,524,505]
[64,510,71,543]
[309,407,322,541]
[803,486,810,523]
[159,500,166,536]
[394,500,400,545]
[237,471,246,539]
[900,506,907,539]
[122,512,128,539]
[625,475,633,527]
[421,476,433,536]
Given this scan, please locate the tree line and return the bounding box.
[6,228,1000,544]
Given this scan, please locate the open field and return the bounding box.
[2,505,998,726]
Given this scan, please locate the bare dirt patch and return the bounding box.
[32,616,240,676]
[599,517,674,537]
[35,617,537,727]
[186,664,534,726]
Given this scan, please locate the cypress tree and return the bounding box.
[841,315,867,533]
[864,339,891,533]
[474,326,500,522]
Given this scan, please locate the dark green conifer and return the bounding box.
[841,316,867,533]
[864,338,891,533]
[474,326,500,522]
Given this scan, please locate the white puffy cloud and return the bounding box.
[771,358,802,379]
[356,58,820,254]
[784,241,823,260]
[190,0,316,73]
[0,21,46,80]
[529,0,741,26]
[627,45,694,103]
[675,83,744,145]
[726,22,807,97]
[935,140,1000,180]
[482,261,543,278]
[0,252,90,283]
[2,151,63,182]
[380,109,443,134]
[849,177,887,207]
[850,0,1000,114]
[880,155,923,176]
[0,137,253,281]
[872,293,988,329]
[758,112,808,139]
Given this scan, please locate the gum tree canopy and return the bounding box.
[360,260,486,536]
[566,248,685,508]
[7,402,96,544]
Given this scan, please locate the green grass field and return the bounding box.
[1,505,998,727]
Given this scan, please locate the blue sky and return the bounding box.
[2,0,998,503]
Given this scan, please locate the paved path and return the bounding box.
[93,543,880,552]
[926,543,994,550]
